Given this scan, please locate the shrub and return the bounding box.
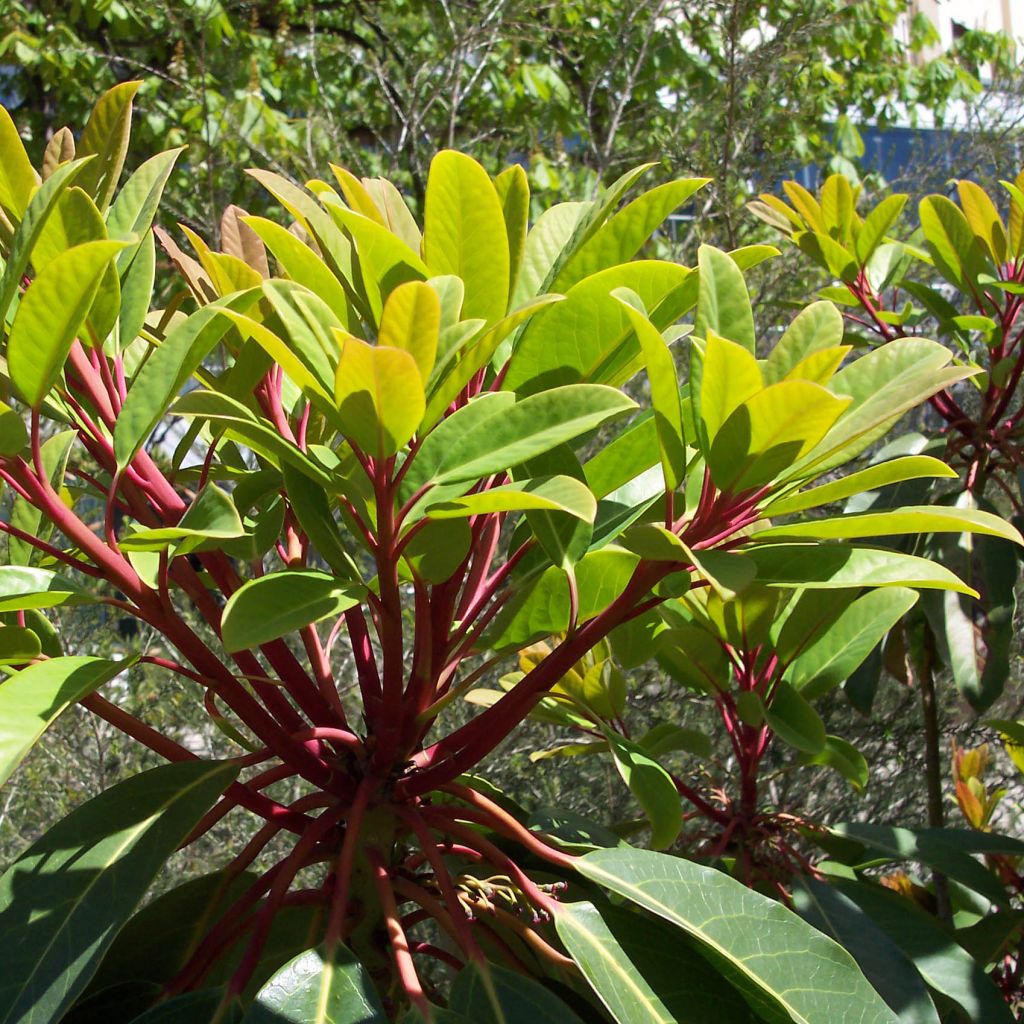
[0,85,1017,1023]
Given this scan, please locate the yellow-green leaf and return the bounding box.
[378,280,439,382]
[423,151,510,325]
[333,332,425,456]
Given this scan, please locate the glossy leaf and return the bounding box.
[8,240,126,407]
[763,301,845,385]
[800,735,870,790]
[0,656,128,786]
[378,280,440,382]
[695,245,755,352]
[0,760,237,1024]
[831,878,1013,1024]
[696,331,763,449]
[554,177,709,290]
[114,290,261,467]
[242,946,386,1024]
[0,566,95,611]
[449,962,584,1024]
[426,475,596,521]
[221,570,364,652]
[765,456,956,516]
[0,104,37,217]
[602,728,682,849]
[333,333,425,456]
[792,878,939,1024]
[576,848,899,1024]
[423,150,510,325]
[748,544,976,596]
[556,901,758,1024]
[788,588,918,699]
[411,385,635,489]
[758,506,1022,545]
[765,680,826,754]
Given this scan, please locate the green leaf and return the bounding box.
[221,570,364,652]
[426,475,596,521]
[960,181,1009,264]
[449,962,584,1024]
[423,150,510,325]
[0,400,26,456]
[0,158,91,328]
[8,239,126,407]
[76,81,141,210]
[282,464,360,580]
[120,484,246,553]
[830,878,1013,1024]
[505,260,689,395]
[0,103,37,218]
[378,280,440,382]
[114,290,260,467]
[748,544,976,596]
[241,946,386,1024]
[788,588,918,699]
[125,991,224,1024]
[0,626,41,665]
[602,727,681,849]
[107,148,184,270]
[0,656,128,786]
[830,824,1009,907]
[0,565,95,611]
[697,332,763,453]
[792,877,938,1024]
[709,381,850,492]
[758,506,1023,545]
[613,290,686,489]
[87,869,258,995]
[763,301,845,385]
[0,760,237,1024]
[765,680,826,754]
[243,215,353,325]
[556,901,759,1024]
[412,385,635,489]
[696,245,755,352]
[656,623,729,693]
[171,390,333,488]
[765,456,957,516]
[487,548,639,650]
[554,178,709,290]
[494,163,529,303]
[576,848,900,1024]
[334,332,425,456]
[793,339,974,478]
[854,195,908,265]
[401,517,472,584]
[511,201,590,307]
[119,230,156,346]
[800,735,870,790]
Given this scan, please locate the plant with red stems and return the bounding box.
[0,85,1016,1024]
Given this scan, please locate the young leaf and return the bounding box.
[0,760,237,1024]
[8,239,126,407]
[695,245,755,352]
[423,150,510,325]
[425,476,597,521]
[762,301,844,385]
[575,848,900,1024]
[75,81,141,210]
[334,332,425,456]
[378,280,440,382]
[0,104,38,218]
